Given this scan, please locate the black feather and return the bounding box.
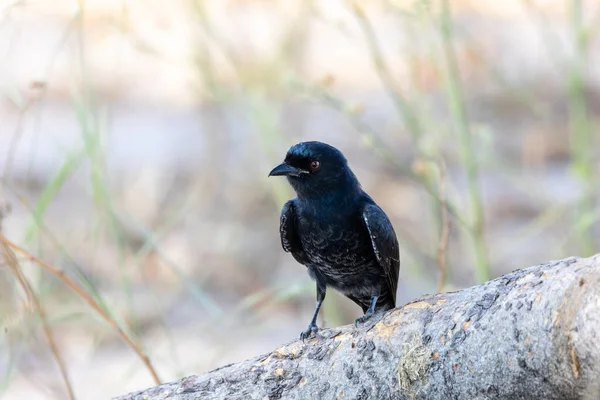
[280,200,309,265]
[362,203,400,306]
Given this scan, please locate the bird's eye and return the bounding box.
[309,160,321,170]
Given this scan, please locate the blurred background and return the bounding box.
[0,0,599,398]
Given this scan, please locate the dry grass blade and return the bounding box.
[0,234,161,385]
[436,163,450,293]
[0,239,76,400]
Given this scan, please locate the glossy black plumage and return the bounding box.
[269,141,400,339]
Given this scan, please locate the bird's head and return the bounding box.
[269,141,360,200]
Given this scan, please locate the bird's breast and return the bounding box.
[297,215,375,278]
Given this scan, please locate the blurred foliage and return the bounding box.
[0,0,599,398]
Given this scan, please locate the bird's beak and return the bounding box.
[268,162,303,177]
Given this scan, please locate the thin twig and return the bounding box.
[351,2,422,143]
[567,0,595,255]
[0,234,161,385]
[2,107,28,186]
[1,240,76,400]
[438,0,489,281]
[436,163,450,293]
[1,84,43,202]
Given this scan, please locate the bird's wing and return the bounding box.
[362,203,400,305]
[280,199,309,265]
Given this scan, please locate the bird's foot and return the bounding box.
[354,312,374,328]
[300,323,320,341]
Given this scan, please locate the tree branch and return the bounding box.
[115,254,600,400]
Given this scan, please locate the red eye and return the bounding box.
[310,160,320,170]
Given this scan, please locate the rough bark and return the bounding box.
[116,254,600,400]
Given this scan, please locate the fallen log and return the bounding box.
[116,254,600,400]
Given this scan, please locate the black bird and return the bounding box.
[269,141,400,339]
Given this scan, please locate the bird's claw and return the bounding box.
[354,313,374,328]
[300,324,319,341]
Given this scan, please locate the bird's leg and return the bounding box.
[300,283,326,340]
[354,295,378,327]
